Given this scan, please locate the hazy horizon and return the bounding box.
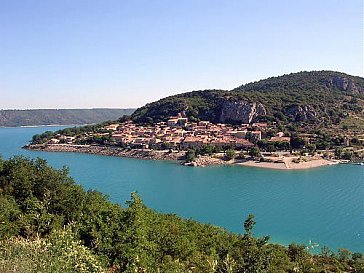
[1,69,363,110]
[1,0,362,109]
[0,107,136,110]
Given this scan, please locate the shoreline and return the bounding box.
[0,124,83,129]
[25,144,186,161]
[25,144,346,170]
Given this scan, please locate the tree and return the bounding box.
[335,147,343,158]
[342,151,353,160]
[233,214,271,273]
[290,137,306,150]
[121,193,158,272]
[288,243,311,273]
[249,147,261,158]
[225,149,236,161]
[266,144,276,152]
[200,145,217,156]
[244,214,256,237]
[237,152,246,160]
[306,144,316,153]
[185,149,196,162]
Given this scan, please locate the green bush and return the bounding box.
[225,149,236,160]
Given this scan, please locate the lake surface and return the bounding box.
[0,126,363,252]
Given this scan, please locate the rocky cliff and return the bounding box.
[219,101,267,124]
[325,76,364,94]
[284,105,317,122]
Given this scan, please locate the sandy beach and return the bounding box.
[237,157,338,170]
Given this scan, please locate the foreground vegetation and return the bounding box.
[0,156,363,272]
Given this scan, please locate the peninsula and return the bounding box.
[26,71,364,168]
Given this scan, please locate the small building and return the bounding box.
[64,136,76,144]
[182,136,204,149]
[235,130,248,139]
[105,124,120,131]
[250,131,262,141]
[167,118,179,127]
[269,136,291,143]
[49,138,60,144]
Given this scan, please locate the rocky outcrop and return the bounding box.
[219,101,267,124]
[284,105,317,122]
[325,77,364,94]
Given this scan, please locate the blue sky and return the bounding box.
[0,0,362,109]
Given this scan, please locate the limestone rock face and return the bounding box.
[325,77,364,94]
[219,101,267,124]
[284,105,317,122]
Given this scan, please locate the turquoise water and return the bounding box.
[0,126,363,252]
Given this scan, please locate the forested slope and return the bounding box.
[131,71,364,134]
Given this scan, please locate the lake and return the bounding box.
[0,126,363,252]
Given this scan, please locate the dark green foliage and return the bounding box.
[257,140,290,151]
[249,147,261,157]
[30,122,114,145]
[200,145,220,156]
[342,151,353,160]
[0,156,361,272]
[185,149,196,162]
[0,156,86,237]
[237,152,246,160]
[243,214,256,237]
[185,146,222,162]
[290,136,307,150]
[225,149,236,160]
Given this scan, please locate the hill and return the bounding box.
[131,71,364,135]
[0,108,135,127]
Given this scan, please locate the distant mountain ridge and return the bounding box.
[131,71,364,134]
[0,108,135,127]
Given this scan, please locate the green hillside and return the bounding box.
[131,71,364,134]
[0,108,135,127]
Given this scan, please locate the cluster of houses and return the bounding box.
[96,113,292,150]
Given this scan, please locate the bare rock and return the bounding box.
[219,101,267,124]
[284,104,317,122]
[325,76,364,94]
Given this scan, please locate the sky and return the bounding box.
[0,0,363,109]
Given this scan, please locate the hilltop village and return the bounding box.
[48,113,291,151]
[28,112,363,168]
[101,115,268,150]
